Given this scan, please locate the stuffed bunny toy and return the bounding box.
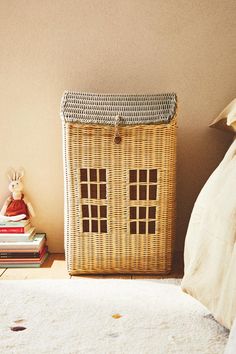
[0,168,35,221]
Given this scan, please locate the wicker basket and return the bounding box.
[61,91,177,275]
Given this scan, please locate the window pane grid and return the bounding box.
[129,182,157,185]
[129,207,156,221]
[129,169,158,201]
[146,169,150,200]
[89,204,92,233]
[129,221,156,235]
[81,182,106,200]
[129,206,156,234]
[129,169,157,183]
[80,168,107,201]
[129,169,158,235]
[80,168,107,234]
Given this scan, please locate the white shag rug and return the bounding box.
[0,279,229,354]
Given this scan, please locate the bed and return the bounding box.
[181,98,236,333]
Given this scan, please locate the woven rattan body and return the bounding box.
[61,92,177,274]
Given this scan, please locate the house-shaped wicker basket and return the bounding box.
[61,91,177,275]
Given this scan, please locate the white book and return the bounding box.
[0,227,36,242]
[0,234,46,250]
[0,219,30,227]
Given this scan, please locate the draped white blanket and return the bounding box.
[224,319,236,354]
[181,139,236,330]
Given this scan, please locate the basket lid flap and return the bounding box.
[60,91,177,125]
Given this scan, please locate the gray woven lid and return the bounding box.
[60,91,177,125]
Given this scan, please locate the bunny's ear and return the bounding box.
[6,168,15,182]
[17,168,25,180]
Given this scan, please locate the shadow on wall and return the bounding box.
[176,123,233,252]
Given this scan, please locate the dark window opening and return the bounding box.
[129,206,157,235]
[80,168,107,233]
[129,169,158,201]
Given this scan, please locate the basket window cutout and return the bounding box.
[129,169,158,234]
[82,205,107,233]
[129,169,158,200]
[80,168,107,233]
[130,206,156,234]
[80,168,107,199]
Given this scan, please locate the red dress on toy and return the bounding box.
[5,194,29,219]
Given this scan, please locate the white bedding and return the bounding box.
[224,319,236,354]
[181,139,236,330]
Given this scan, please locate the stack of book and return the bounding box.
[0,219,48,268]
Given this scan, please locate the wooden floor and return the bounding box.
[0,253,184,280]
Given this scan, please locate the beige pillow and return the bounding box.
[181,138,236,329]
[209,98,236,132]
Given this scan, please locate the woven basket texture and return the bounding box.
[61,92,177,274]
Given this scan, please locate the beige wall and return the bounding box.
[0,0,235,253]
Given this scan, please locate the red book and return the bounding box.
[0,224,31,234]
